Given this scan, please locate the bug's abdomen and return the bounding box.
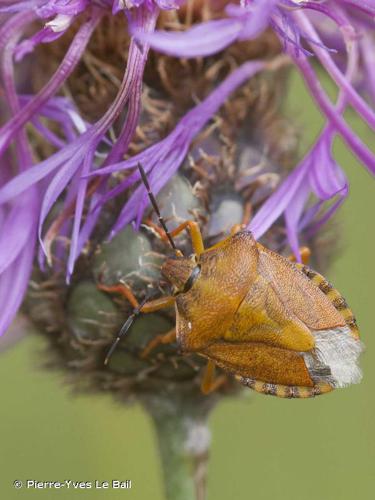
[238,377,333,398]
[296,264,360,339]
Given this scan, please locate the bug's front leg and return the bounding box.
[98,282,175,312]
[98,282,177,362]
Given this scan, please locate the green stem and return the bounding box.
[142,392,216,500]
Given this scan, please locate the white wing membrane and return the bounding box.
[303,326,364,388]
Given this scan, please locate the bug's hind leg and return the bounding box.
[230,223,246,235]
[288,246,311,265]
[201,360,228,395]
[228,202,252,235]
[140,328,176,359]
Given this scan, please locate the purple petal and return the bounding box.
[0,190,37,273]
[15,26,64,61]
[248,160,310,239]
[155,0,184,8]
[36,0,89,18]
[76,190,103,256]
[226,0,277,40]
[284,179,310,261]
[31,117,67,148]
[133,0,281,59]
[0,14,100,157]
[286,31,375,174]
[306,196,347,237]
[308,134,348,200]
[0,0,40,13]
[360,31,375,104]
[294,10,375,132]
[67,147,96,281]
[0,236,35,336]
[38,149,85,251]
[91,60,265,235]
[342,0,375,16]
[133,18,243,57]
[0,141,81,204]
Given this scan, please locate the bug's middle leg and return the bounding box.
[201,359,228,395]
[140,328,176,359]
[99,282,176,361]
[201,224,246,254]
[169,220,205,255]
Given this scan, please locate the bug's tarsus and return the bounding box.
[137,163,177,251]
[104,295,149,366]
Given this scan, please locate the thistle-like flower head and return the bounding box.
[0,0,373,359]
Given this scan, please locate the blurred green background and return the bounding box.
[0,70,374,500]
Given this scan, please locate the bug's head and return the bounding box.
[161,255,201,295]
[137,162,201,294]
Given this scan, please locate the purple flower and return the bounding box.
[132,0,375,256]
[1,1,89,58]
[87,60,266,236]
[249,127,348,260]
[0,9,101,155]
[0,0,166,335]
[0,5,158,281]
[19,94,89,146]
[0,12,41,336]
[0,0,374,339]
[132,1,278,57]
[134,1,375,166]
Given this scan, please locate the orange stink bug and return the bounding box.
[100,164,363,399]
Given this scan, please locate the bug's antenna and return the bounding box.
[137,163,178,252]
[104,295,149,366]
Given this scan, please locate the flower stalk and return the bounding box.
[143,391,215,500]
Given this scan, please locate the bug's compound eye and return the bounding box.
[189,253,199,264]
[161,256,196,291]
[181,264,201,294]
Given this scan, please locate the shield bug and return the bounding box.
[100,164,363,398]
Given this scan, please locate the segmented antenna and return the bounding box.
[104,295,149,366]
[137,163,177,251]
[104,164,180,366]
